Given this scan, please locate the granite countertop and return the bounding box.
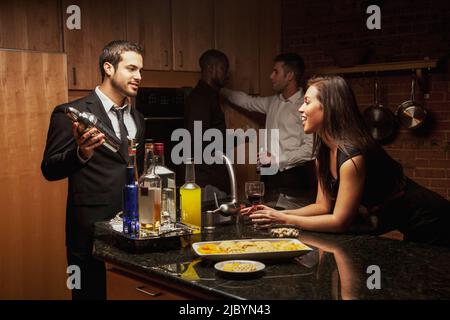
[93,219,450,300]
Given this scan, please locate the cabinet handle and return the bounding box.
[72,67,77,86]
[179,51,183,68]
[164,50,169,67]
[135,285,162,297]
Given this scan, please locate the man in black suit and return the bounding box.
[41,40,145,300]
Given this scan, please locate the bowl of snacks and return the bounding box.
[269,224,301,238]
[214,260,265,274]
[214,260,266,279]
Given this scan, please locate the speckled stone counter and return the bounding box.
[93,220,450,300]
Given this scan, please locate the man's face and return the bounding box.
[211,62,229,88]
[270,61,290,93]
[109,51,143,97]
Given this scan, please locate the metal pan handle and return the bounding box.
[411,74,416,101]
[374,77,379,106]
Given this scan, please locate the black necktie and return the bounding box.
[112,107,129,159]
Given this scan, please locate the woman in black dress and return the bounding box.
[245,75,450,247]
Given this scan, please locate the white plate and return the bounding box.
[214,260,265,274]
[192,238,312,262]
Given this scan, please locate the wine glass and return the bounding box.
[245,181,265,228]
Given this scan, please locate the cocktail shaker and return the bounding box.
[65,106,121,152]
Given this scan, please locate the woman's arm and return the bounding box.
[241,160,331,218]
[282,171,332,217]
[250,155,366,233]
[281,159,332,217]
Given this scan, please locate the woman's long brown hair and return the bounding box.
[307,75,380,198]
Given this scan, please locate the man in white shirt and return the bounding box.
[221,53,315,197]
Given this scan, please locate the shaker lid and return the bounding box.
[65,106,81,121]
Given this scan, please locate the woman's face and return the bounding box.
[299,85,324,134]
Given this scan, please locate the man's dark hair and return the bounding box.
[99,40,144,81]
[274,53,305,85]
[199,49,229,71]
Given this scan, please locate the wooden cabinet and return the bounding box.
[127,0,172,71]
[0,50,69,299]
[0,0,62,52]
[107,268,189,300]
[106,264,214,300]
[126,0,214,72]
[62,0,279,91]
[214,0,259,94]
[258,0,282,96]
[171,0,214,72]
[62,0,126,90]
[0,0,279,92]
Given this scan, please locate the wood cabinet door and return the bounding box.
[127,0,172,71]
[214,0,259,94]
[0,50,69,299]
[259,0,281,96]
[62,0,126,90]
[0,0,61,51]
[171,0,214,72]
[107,268,190,300]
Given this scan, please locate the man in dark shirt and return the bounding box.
[184,49,231,202]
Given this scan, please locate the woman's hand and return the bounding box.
[247,205,288,228]
[240,204,273,216]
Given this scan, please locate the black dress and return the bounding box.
[330,146,450,247]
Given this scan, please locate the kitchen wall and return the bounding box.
[282,0,450,200]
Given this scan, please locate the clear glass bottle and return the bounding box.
[138,142,161,233]
[159,189,173,233]
[180,158,201,232]
[153,143,177,223]
[123,139,139,238]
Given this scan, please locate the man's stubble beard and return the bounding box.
[111,76,138,98]
[273,81,288,94]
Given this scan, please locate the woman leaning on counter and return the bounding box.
[244,75,450,247]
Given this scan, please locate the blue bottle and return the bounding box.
[123,139,139,238]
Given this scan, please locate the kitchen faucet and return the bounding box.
[211,151,240,217]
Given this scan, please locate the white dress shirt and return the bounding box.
[221,88,314,171]
[94,86,137,140]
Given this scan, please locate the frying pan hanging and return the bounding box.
[395,75,427,130]
[363,78,396,142]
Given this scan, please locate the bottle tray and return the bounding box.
[94,220,201,254]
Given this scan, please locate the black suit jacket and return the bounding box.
[41,91,145,250]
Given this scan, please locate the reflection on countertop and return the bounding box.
[94,213,450,299]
